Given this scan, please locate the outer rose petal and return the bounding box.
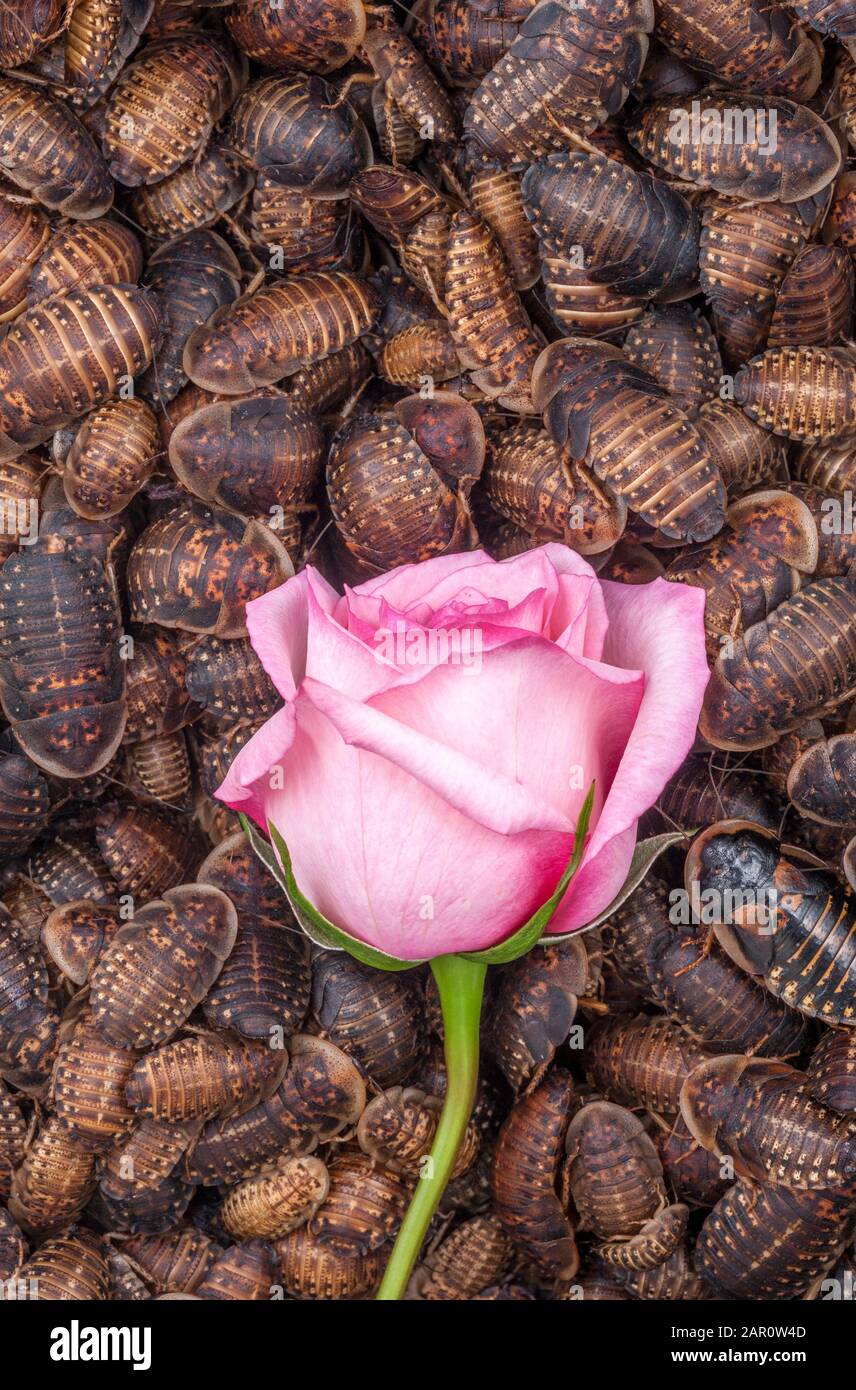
[353,550,495,609]
[215,703,297,828]
[245,568,339,698]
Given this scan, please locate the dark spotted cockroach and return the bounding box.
[379,324,459,390]
[623,307,723,413]
[8,1117,96,1235]
[682,1053,856,1188]
[665,489,818,664]
[761,718,825,799]
[412,0,529,91]
[30,831,117,910]
[0,453,44,561]
[128,501,293,638]
[787,732,856,826]
[807,1029,856,1115]
[695,1180,854,1302]
[311,950,426,1089]
[783,481,856,580]
[308,1149,413,1256]
[226,0,365,74]
[95,800,203,900]
[249,179,357,274]
[536,252,646,341]
[794,438,856,496]
[521,151,700,304]
[0,535,125,778]
[357,1086,479,1177]
[485,936,594,1093]
[491,1068,578,1278]
[198,832,310,1040]
[410,1215,510,1300]
[694,400,787,497]
[734,346,856,443]
[276,1223,381,1300]
[0,0,62,69]
[0,1206,25,1282]
[371,82,425,167]
[0,284,161,457]
[0,1079,27,1196]
[400,205,450,303]
[467,170,538,291]
[138,231,242,406]
[27,219,143,309]
[124,631,196,745]
[196,721,263,801]
[599,876,664,998]
[130,143,254,242]
[105,1246,152,1301]
[41,901,121,987]
[6,1229,109,1301]
[127,730,193,810]
[93,1170,194,1234]
[51,1005,137,1152]
[0,199,50,323]
[767,246,854,350]
[120,1229,220,1295]
[483,419,626,554]
[0,79,114,220]
[351,165,445,253]
[532,339,727,543]
[220,1154,329,1241]
[699,577,856,749]
[184,637,279,730]
[624,1243,711,1301]
[0,749,50,864]
[227,73,369,197]
[104,33,247,186]
[628,93,840,211]
[444,210,540,413]
[183,271,379,396]
[584,1014,712,1116]
[125,1031,287,1123]
[89,882,237,1050]
[63,397,160,521]
[597,1203,689,1274]
[100,1117,200,1203]
[463,0,652,166]
[361,6,457,145]
[653,1116,731,1210]
[195,1239,276,1301]
[37,476,137,605]
[286,338,372,416]
[169,390,323,522]
[652,0,820,100]
[63,0,125,88]
[186,1034,366,1187]
[644,752,782,837]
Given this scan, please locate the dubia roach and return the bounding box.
[225,0,366,75]
[0,79,113,219]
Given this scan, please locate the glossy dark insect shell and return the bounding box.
[8,1117,96,1235]
[101,1117,200,1200]
[793,438,856,497]
[645,752,782,838]
[412,0,526,89]
[227,73,370,197]
[792,0,856,42]
[598,874,664,997]
[463,0,653,166]
[767,245,854,350]
[485,936,592,1093]
[37,476,137,606]
[92,1170,194,1234]
[311,949,426,1089]
[308,1149,413,1256]
[127,501,293,639]
[52,1012,138,1152]
[522,150,700,303]
[95,799,203,900]
[184,636,279,730]
[125,1031,288,1122]
[169,390,324,517]
[89,882,238,1050]
[29,831,116,907]
[183,272,379,397]
[694,400,787,497]
[226,0,365,74]
[735,346,856,443]
[623,306,722,412]
[0,0,62,69]
[7,1229,109,1300]
[540,255,647,339]
[350,165,445,246]
[0,750,50,863]
[0,1078,27,1196]
[411,1215,510,1300]
[371,82,426,167]
[220,1154,329,1241]
[807,1028,856,1115]
[0,198,50,323]
[0,284,161,456]
[123,630,197,745]
[0,453,45,561]
[128,728,193,810]
[196,721,262,800]
[379,324,460,390]
[275,1223,381,1300]
[653,1116,731,1210]
[186,1034,366,1187]
[41,900,121,986]
[0,538,126,778]
[195,1239,276,1301]
[27,219,143,309]
[63,0,125,88]
[0,1205,25,1279]
[700,577,856,750]
[103,33,248,187]
[361,5,457,144]
[0,902,53,1048]
[627,92,841,212]
[357,1085,479,1178]
[63,396,160,520]
[783,481,856,580]
[787,732,856,826]
[491,1067,578,1278]
[130,143,255,242]
[698,194,812,342]
[0,79,113,220]
[138,231,242,406]
[565,1100,667,1239]
[287,339,373,415]
[625,1242,711,1301]
[249,179,359,274]
[653,0,820,101]
[120,1229,220,1294]
[584,1014,711,1116]
[694,1180,854,1301]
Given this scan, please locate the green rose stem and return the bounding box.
[376,952,488,1301]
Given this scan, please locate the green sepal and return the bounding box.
[238,813,422,972]
[546,830,687,944]
[460,782,596,966]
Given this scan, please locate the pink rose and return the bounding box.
[217,545,708,960]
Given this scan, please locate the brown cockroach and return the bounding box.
[767,246,854,350]
[521,151,700,304]
[0,79,114,220]
[130,142,254,242]
[761,718,825,798]
[286,338,373,415]
[0,1206,25,1282]
[792,0,856,44]
[0,749,50,864]
[194,1239,276,1301]
[599,876,664,998]
[412,0,529,91]
[490,1067,578,1278]
[793,438,856,496]
[311,950,427,1089]
[0,284,161,457]
[357,1086,479,1177]
[128,729,193,810]
[463,0,652,166]
[682,1053,856,1188]
[807,1029,856,1115]
[63,0,124,88]
[184,636,279,729]
[826,168,856,263]
[123,631,197,745]
[94,1171,194,1235]
[95,800,203,900]
[532,338,727,543]
[597,1203,689,1274]
[485,936,594,1094]
[734,346,856,443]
[787,732,856,826]
[128,501,293,638]
[169,390,324,520]
[308,1149,413,1256]
[7,1228,109,1300]
[89,882,237,1050]
[27,219,143,309]
[104,33,247,186]
[351,164,445,250]
[249,179,358,274]
[0,1079,27,1197]
[52,1005,137,1152]
[120,1229,221,1295]
[624,1242,711,1301]
[100,1117,200,1202]
[410,1215,510,1300]
[651,0,820,101]
[138,231,242,406]
[226,0,365,74]
[400,205,450,303]
[628,93,840,212]
[0,454,45,562]
[125,1030,287,1122]
[537,256,641,342]
[584,1015,712,1116]
[0,0,63,69]
[379,324,460,390]
[700,577,856,750]
[694,400,787,498]
[644,752,783,837]
[183,271,379,397]
[0,198,50,324]
[63,396,160,521]
[227,73,369,197]
[196,721,263,801]
[653,1116,731,1210]
[30,831,117,908]
[105,1245,153,1301]
[695,1180,855,1301]
[482,419,626,554]
[372,82,426,167]
[468,168,539,291]
[8,1117,96,1235]
[665,489,818,664]
[220,1154,329,1240]
[623,306,723,414]
[783,481,856,580]
[361,6,457,145]
[275,1223,381,1300]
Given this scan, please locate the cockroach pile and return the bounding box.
[0,0,856,1305]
